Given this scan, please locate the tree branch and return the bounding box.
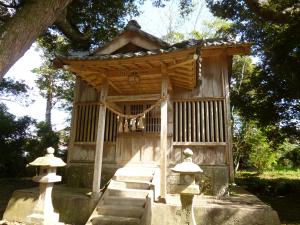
[0,0,73,82]
[0,1,19,9]
[54,8,91,46]
[244,0,299,23]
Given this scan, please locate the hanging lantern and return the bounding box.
[130,118,136,131]
[137,114,145,130]
[124,119,129,132]
[117,116,123,133]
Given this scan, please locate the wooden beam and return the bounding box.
[106,94,161,102]
[160,76,168,200]
[167,58,195,70]
[92,81,108,194]
[108,73,161,81]
[201,45,251,57]
[167,76,173,91]
[173,68,193,75]
[105,101,123,113]
[107,79,122,94]
[173,142,227,146]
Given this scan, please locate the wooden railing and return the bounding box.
[173,98,226,144]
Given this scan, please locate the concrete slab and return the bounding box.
[3,183,280,225]
[2,185,98,225]
[150,187,281,225]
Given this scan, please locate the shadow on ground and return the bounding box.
[0,178,36,219]
[235,172,300,225]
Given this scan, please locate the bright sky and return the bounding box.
[4,0,213,131]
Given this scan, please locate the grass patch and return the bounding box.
[235,169,300,225]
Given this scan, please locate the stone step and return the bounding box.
[103,196,146,207]
[89,215,140,225]
[108,187,149,198]
[110,180,151,190]
[113,167,155,182]
[97,205,144,218]
[114,174,153,182]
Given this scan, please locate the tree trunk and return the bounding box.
[45,74,53,128]
[0,0,72,82]
[45,91,53,129]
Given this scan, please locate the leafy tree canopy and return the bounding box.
[0,0,194,80]
[206,0,300,136]
[0,103,33,177]
[0,77,60,177]
[32,61,75,113]
[0,77,32,106]
[1,0,194,53]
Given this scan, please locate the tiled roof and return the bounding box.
[61,38,249,61]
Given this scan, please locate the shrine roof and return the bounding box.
[54,20,251,94]
[58,38,250,62]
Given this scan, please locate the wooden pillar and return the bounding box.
[222,56,234,182]
[67,77,80,164]
[92,81,108,193]
[160,76,168,199]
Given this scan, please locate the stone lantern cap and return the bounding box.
[172,148,203,174]
[29,147,66,167]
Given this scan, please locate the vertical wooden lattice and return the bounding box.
[126,103,160,133]
[74,103,117,143]
[173,99,226,143]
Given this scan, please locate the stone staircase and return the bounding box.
[85,167,157,225]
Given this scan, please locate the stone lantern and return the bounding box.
[171,148,203,225]
[27,147,66,225]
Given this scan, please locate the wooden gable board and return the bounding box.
[94,21,169,55]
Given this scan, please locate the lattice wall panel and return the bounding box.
[75,104,117,143]
[173,99,226,143]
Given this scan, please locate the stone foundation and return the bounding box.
[67,163,229,196]
[65,163,94,188]
[66,163,120,189]
[2,186,97,225]
[168,165,229,196]
[150,187,281,225]
[3,185,280,225]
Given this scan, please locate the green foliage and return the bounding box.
[0,104,61,177]
[36,0,195,52]
[0,77,28,97]
[0,76,61,177]
[162,31,185,44]
[32,61,75,113]
[189,18,233,39]
[206,0,300,136]
[25,121,60,163]
[32,0,140,52]
[235,170,300,196]
[0,104,33,177]
[229,170,300,223]
[0,77,32,106]
[232,115,280,172]
[277,139,300,168]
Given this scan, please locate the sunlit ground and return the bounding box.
[235,170,300,225]
[1,170,299,224]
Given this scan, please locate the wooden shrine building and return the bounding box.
[56,20,250,198]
